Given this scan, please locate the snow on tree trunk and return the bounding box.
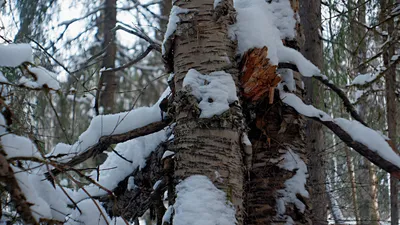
[244,1,311,224]
[169,0,245,223]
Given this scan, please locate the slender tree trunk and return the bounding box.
[381,1,399,224]
[299,1,327,224]
[345,147,361,225]
[171,0,245,223]
[349,1,381,223]
[369,164,381,224]
[96,0,118,114]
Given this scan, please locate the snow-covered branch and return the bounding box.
[49,119,171,177]
[0,149,40,225]
[279,88,400,177]
[278,62,369,127]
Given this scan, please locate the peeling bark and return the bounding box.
[171,0,245,223]
[246,71,311,225]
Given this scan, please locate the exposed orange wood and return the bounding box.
[240,47,281,103]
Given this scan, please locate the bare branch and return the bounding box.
[113,25,161,53]
[104,46,154,72]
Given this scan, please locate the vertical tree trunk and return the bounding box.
[381,1,399,224]
[171,0,245,223]
[96,0,118,114]
[345,147,361,225]
[349,1,381,223]
[369,164,381,224]
[299,0,327,224]
[246,1,311,224]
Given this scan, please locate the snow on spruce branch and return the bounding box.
[0,114,70,223]
[0,43,61,90]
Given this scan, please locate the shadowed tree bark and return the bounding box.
[96,0,118,114]
[168,0,246,223]
[381,1,399,224]
[299,0,328,224]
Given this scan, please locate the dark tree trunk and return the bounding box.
[299,0,328,224]
[96,0,118,114]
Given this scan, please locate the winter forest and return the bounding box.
[0,0,399,224]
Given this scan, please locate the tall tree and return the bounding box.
[96,0,118,114]
[169,0,245,222]
[299,0,328,224]
[381,0,399,224]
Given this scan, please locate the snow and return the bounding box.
[214,0,222,8]
[276,149,309,224]
[48,88,170,161]
[18,76,40,89]
[127,176,136,191]
[278,85,400,169]
[0,71,9,83]
[231,0,321,77]
[0,44,32,67]
[278,84,331,121]
[173,175,236,225]
[334,119,400,168]
[241,133,251,146]
[1,133,41,159]
[153,180,163,190]
[268,0,297,39]
[183,69,238,118]
[66,199,125,225]
[27,66,61,90]
[391,54,399,61]
[278,68,295,92]
[162,150,175,159]
[162,6,191,55]
[73,128,168,198]
[162,206,174,225]
[11,166,70,222]
[277,47,321,77]
[350,72,379,86]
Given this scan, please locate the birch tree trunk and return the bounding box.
[299,1,328,224]
[170,0,245,223]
